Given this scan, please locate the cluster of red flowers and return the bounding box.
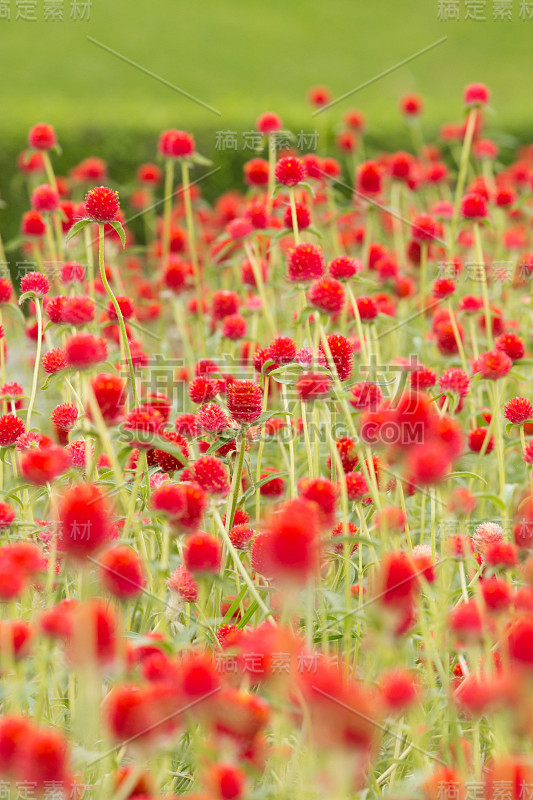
[3,83,533,798]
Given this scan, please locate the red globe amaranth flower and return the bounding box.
[283,200,310,230]
[65,333,107,369]
[433,278,455,299]
[298,477,337,528]
[286,243,325,283]
[0,415,25,447]
[328,256,361,281]
[62,296,96,326]
[21,210,46,237]
[58,483,113,560]
[158,129,195,159]
[151,481,207,532]
[256,111,282,134]
[0,279,13,304]
[153,430,189,472]
[20,271,49,297]
[84,186,120,222]
[357,160,382,195]
[308,276,345,315]
[227,380,263,424]
[472,349,512,380]
[99,546,146,599]
[275,157,305,187]
[495,332,524,362]
[400,93,423,117]
[167,563,198,602]
[20,445,71,484]
[89,373,127,425]
[259,498,321,583]
[461,192,488,219]
[464,82,490,107]
[184,531,221,574]
[123,406,165,449]
[308,85,331,107]
[319,334,353,381]
[296,371,332,402]
[267,336,296,366]
[222,313,247,340]
[468,427,494,454]
[504,397,533,425]
[439,368,470,398]
[28,122,57,150]
[31,184,59,212]
[192,455,230,496]
[411,214,438,243]
[244,158,269,187]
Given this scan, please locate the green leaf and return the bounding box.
[237,600,259,628]
[190,152,213,167]
[474,492,506,511]
[239,471,287,504]
[1,303,25,324]
[221,585,248,624]
[18,291,39,306]
[108,220,126,249]
[65,218,92,243]
[446,471,487,485]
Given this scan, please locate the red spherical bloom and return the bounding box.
[259,468,285,499]
[389,151,413,180]
[188,376,219,405]
[439,368,470,398]
[212,290,240,321]
[0,382,24,410]
[286,242,325,283]
[328,256,362,281]
[400,93,423,116]
[472,349,512,380]
[296,371,332,402]
[0,279,12,305]
[192,455,230,496]
[196,403,229,435]
[137,162,162,185]
[319,334,353,381]
[0,503,15,531]
[222,313,247,340]
[28,122,57,150]
[226,216,254,241]
[495,332,524,362]
[349,381,383,411]
[107,295,134,321]
[21,210,46,237]
[229,523,254,550]
[275,156,305,187]
[45,295,66,324]
[65,332,107,369]
[378,551,418,605]
[0,415,25,447]
[380,669,420,713]
[84,186,120,223]
[99,545,146,599]
[331,437,359,473]
[464,82,490,107]
[504,397,533,425]
[227,380,263,424]
[355,295,378,321]
[411,214,438,243]
[41,347,66,374]
[123,406,165,449]
[409,367,437,390]
[256,111,282,134]
[20,271,49,297]
[60,261,85,284]
[167,563,198,602]
[89,373,127,425]
[58,483,113,560]
[308,85,331,107]
[259,498,321,583]
[51,403,78,431]
[31,183,59,213]
[308,275,345,316]
[244,158,269,186]
[507,615,533,666]
[449,599,484,645]
[484,540,517,568]
[433,278,455,299]
[153,430,189,473]
[283,200,311,230]
[20,444,70,484]
[405,441,452,485]
[468,427,494,454]
[298,476,337,528]
[184,531,221,574]
[62,296,96,326]
[356,160,382,195]
[267,336,296,366]
[461,192,488,220]
[158,129,195,159]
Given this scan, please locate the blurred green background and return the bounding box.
[0,0,530,235]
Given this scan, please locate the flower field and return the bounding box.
[1,83,533,800]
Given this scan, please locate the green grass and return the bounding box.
[1,0,531,142]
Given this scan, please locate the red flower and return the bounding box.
[28,122,57,150]
[167,564,198,602]
[308,276,345,315]
[0,415,25,447]
[158,129,195,159]
[461,192,488,219]
[495,332,524,362]
[153,430,189,473]
[65,333,108,369]
[227,380,263,424]
[319,334,353,380]
[296,371,332,402]
[256,111,282,134]
[196,403,230,434]
[20,445,70,484]
[411,214,438,243]
[328,256,362,280]
[31,183,59,212]
[357,160,382,195]
[286,243,325,282]
[349,381,383,410]
[472,349,512,380]
[20,271,49,297]
[464,82,490,107]
[151,481,207,532]
[308,85,331,107]
[89,373,127,425]
[61,296,95,326]
[21,210,46,237]
[230,523,255,549]
[184,531,221,574]
[267,336,296,365]
[0,279,12,304]
[439,368,470,397]
[222,313,247,340]
[123,406,165,449]
[84,186,120,222]
[259,498,321,583]
[244,158,269,186]
[99,546,146,599]
[192,455,230,496]
[298,476,337,528]
[275,156,305,187]
[400,93,423,116]
[58,483,113,560]
[504,397,533,425]
[188,376,219,404]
